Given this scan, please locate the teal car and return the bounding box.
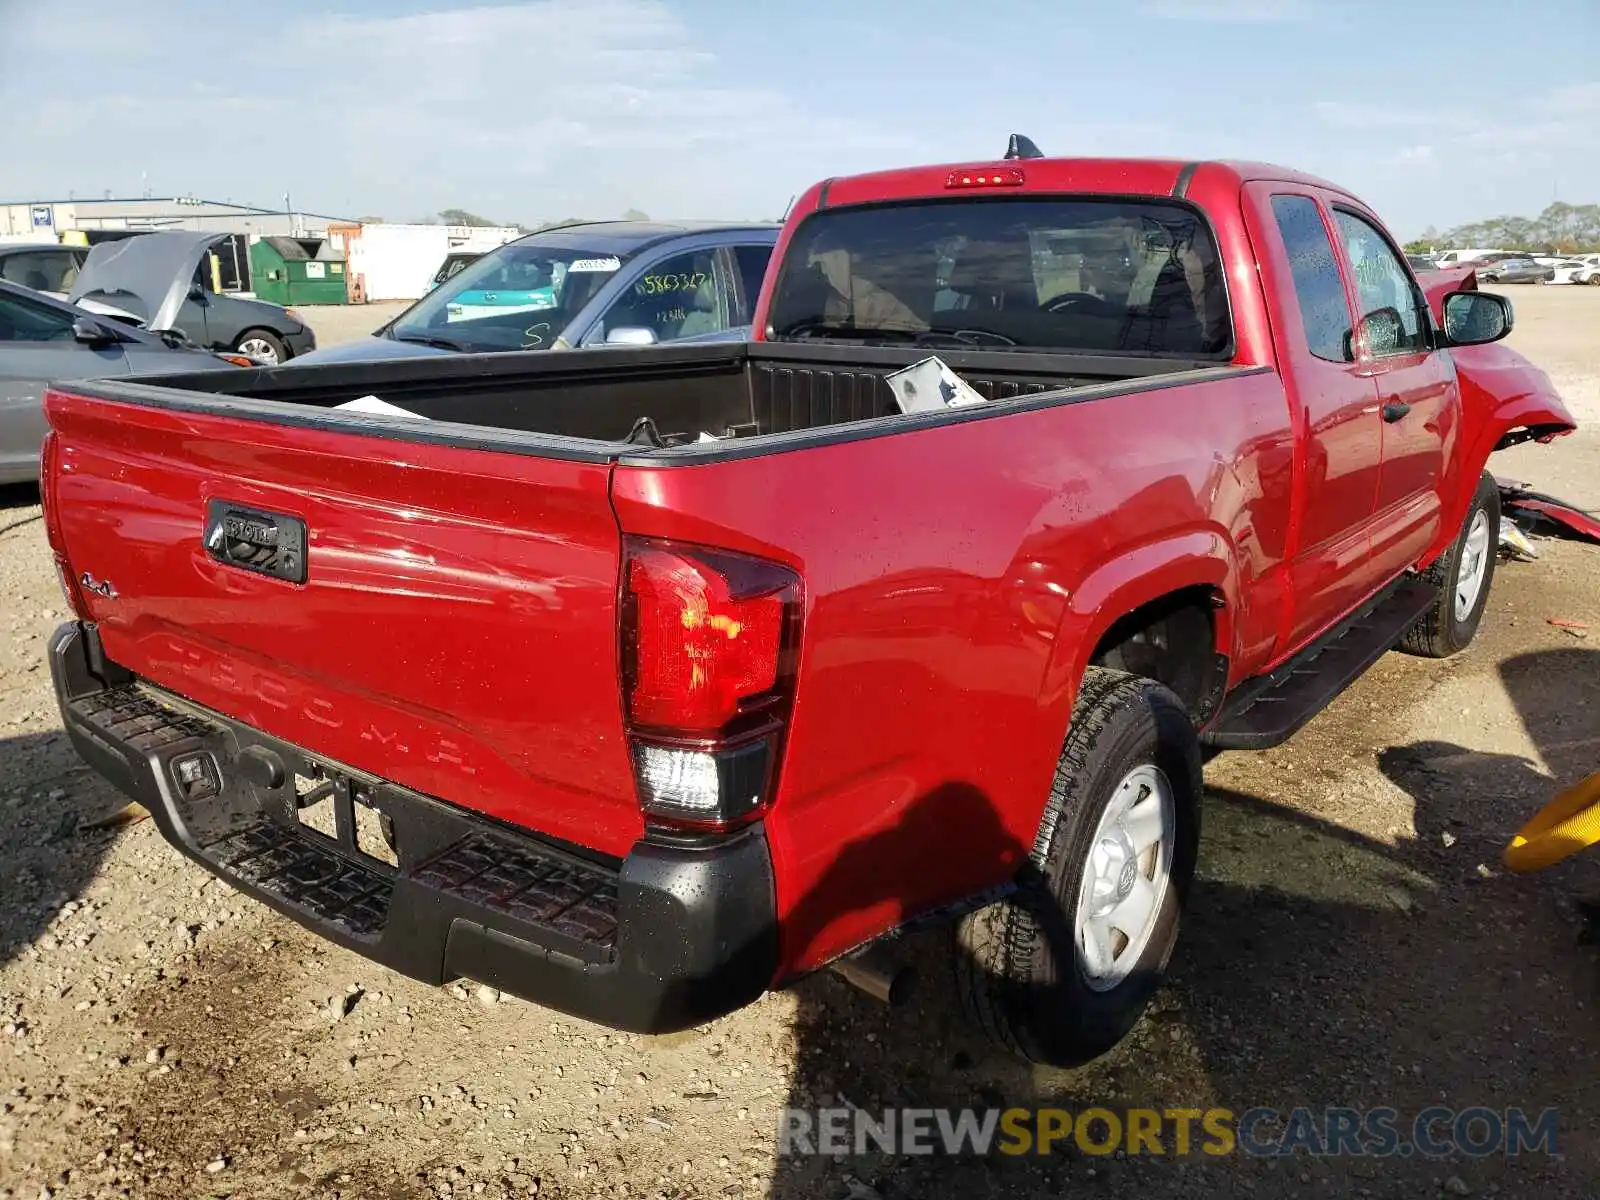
[443,257,561,321]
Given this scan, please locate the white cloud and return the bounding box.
[1391,145,1435,166]
[0,0,912,221]
[1312,101,1459,131]
[1313,82,1599,160]
[1141,0,1318,22]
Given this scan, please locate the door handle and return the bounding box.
[1381,402,1412,423]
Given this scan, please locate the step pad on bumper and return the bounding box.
[72,685,216,751]
[67,683,617,955]
[416,835,618,951]
[211,821,393,939]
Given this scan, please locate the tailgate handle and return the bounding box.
[204,500,308,584]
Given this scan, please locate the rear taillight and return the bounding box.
[621,538,802,832]
[39,427,86,618]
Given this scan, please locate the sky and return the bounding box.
[1,0,1595,238]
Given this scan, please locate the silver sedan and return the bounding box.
[0,279,246,485]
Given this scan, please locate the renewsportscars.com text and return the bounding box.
[778,1106,1558,1159]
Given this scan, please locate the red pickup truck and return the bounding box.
[41,150,1574,1066]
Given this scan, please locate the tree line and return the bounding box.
[1405,202,1600,254]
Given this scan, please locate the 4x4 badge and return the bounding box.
[79,572,116,599]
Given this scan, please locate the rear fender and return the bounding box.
[1038,530,1236,730]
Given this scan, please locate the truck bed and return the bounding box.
[66,341,1236,459]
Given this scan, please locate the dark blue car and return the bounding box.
[292,221,778,365]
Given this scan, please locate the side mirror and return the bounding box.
[71,316,119,347]
[1442,291,1513,346]
[1355,306,1405,358]
[604,325,658,347]
[187,281,206,301]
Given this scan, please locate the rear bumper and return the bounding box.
[49,622,776,1033]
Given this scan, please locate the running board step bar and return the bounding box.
[1203,578,1439,750]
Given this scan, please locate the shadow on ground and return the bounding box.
[0,480,43,532]
[770,647,1600,1199]
[0,731,131,974]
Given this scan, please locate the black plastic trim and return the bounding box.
[1171,161,1203,198]
[49,623,778,1034]
[1202,575,1439,749]
[815,177,836,210]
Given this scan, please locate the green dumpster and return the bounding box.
[249,236,348,305]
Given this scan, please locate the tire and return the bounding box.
[1480,273,1499,283]
[235,328,289,364]
[1400,471,1500,658]
[954,667,1201,1067]
[1588,275,1600,287]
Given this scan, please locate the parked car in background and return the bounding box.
[426,251,482,293]
[290,221,778,365]
[0,241,88,299]
[1550,254,1600,285]
[1405,253,1435,271]
[1476,257,1554,284]
[67,232,315,364]
[0,279,247,484]
[1432,248,1505,269]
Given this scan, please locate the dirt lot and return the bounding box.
[2,288,1598,1200]
[297,302,411,351]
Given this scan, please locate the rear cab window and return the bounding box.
[764,198,1232,357]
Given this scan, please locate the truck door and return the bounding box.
[1245,184,1386,652]
[1327,206,1455,579]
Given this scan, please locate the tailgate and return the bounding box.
[44,387,643,857]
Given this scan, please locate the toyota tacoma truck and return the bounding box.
[40,147,1575,1066]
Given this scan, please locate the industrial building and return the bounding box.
[0,195,346,241]
[1,196,523,303]
[0,196,351,294]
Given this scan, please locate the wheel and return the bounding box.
[235,328,289,364]
[1480,273,1499,283]
[1588,274,1600,286]
[955,666,1201,1066]
[1400,471,1500,658]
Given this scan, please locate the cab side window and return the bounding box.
[1270,195,1351,363]
[1333,210,1430,356]
[602,251,727,342]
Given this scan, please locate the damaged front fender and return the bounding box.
[1451,339,1577,453]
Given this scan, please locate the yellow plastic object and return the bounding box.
[1504,772,1600,873]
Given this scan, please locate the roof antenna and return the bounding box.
[1004,134,1044,161]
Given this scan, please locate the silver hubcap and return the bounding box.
[1455,509,1491,622]
[1075,764,1175,991]
[238,338,279,363]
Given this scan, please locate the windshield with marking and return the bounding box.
[390,240,638,353]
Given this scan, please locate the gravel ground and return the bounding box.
[295,302,411,352]
[2,288,1598,1200]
